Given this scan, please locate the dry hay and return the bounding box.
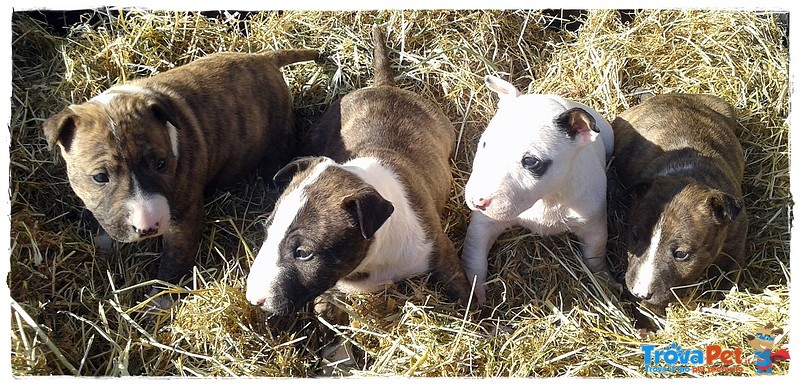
[9,9,790,377]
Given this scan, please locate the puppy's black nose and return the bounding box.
[134,226,159,237]
[633,290,653,301]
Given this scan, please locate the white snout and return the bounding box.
[628,219,664,300]
[464,160,502,210]
[245,247,281,307]
[464,165,522,221]
[127,194,169,238]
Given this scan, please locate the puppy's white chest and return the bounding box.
[516,199,583,235]
[334,228,433,293]
[335,157,433,293]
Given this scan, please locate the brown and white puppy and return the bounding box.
[43,49,318,305]
[611,93,748,311]
[245,26,471,315]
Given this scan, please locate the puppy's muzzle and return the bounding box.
[472,196,492,211]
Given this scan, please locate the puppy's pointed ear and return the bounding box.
[273,157,322,184]
[43,108,79,153]
[342,187,394,239]
[484,75,522,99]
[554,108,599,140]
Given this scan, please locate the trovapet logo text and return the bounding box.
[642,343,746,373]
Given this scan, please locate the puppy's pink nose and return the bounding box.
[474,197,492,211]
[129,199,168,238]
[250,297,266,307]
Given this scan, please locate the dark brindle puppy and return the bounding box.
[245,26,471,315]
[43,49,318,306]
[612,93,748,311]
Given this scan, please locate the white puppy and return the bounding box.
[460,75,614,304]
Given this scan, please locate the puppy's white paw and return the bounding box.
[143,287,176,311]
[94,231,114,251]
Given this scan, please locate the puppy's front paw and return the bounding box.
[468,276,487,307]
[94,230,114,251]
[596,270,624,297]
[142,287,177,312]
[314,292,349,326]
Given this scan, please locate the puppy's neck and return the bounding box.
[337,157,432,292]
[649,148,736,192]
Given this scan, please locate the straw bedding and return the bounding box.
[9,9,790,377]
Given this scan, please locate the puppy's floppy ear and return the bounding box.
[147,97,177,128]
[484,75,522,99]
[146,97,181,159]
[273,156,322,183]
[43,107,78,153]
[626,179,652,199]
[342,187,394,239]
[705,190,743,225]
[554,107,599,140]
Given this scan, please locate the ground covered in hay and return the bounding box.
[9,9,790,377]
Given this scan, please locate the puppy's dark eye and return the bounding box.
[294,247,313,261]
[481,141,486,149]
[522,156,539,168]
[629,231,640,246]
[673,250,691,261]
[155,159,167,172]
[521,155,551,177]
[92,173,109,185]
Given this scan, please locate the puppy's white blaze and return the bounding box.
[631,217,664,298]
[127,176,170,237]
[337,157,432,293]
[90,90,118,107]
[92,85,154,147]
[245,160,332,305]
[91,85,150,106]
[167,122,179,160]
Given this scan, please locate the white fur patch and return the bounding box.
[91,85,150,106]
[126,175,170,238]
[336,157,432,293]
[630,217,664,299]
[91,85,154,150]
[246,160,333,305]
[167,122,179,160]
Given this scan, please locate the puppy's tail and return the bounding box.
[268,49,319,67]
[371,25,395,87]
